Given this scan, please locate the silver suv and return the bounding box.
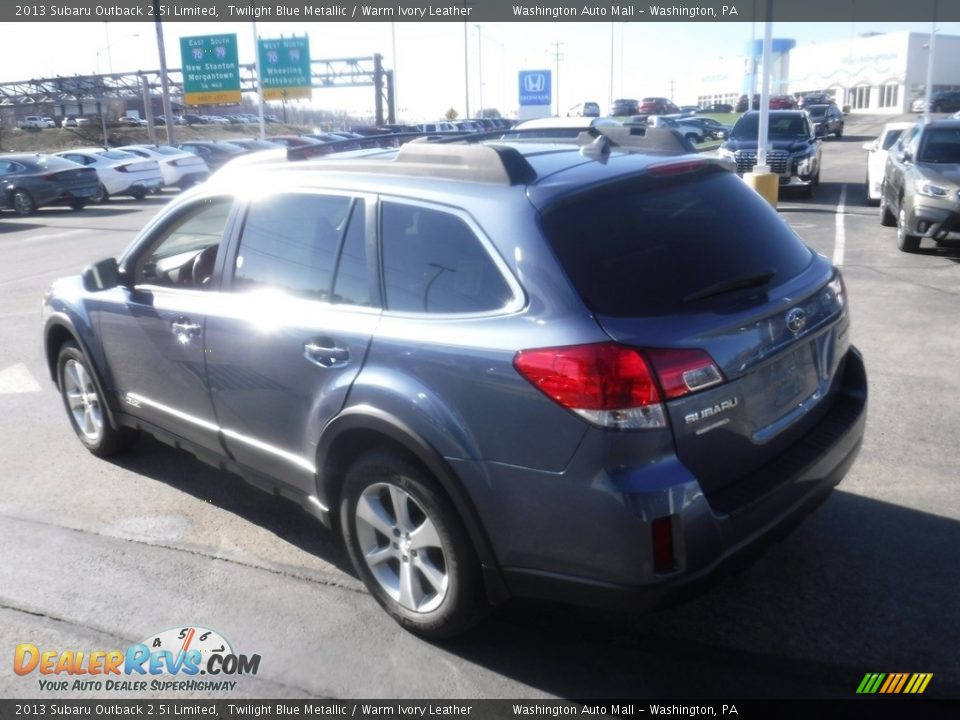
[43,130,867,637]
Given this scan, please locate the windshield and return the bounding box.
[918,127,960,163]
[731,114,808,139]
[807,107,828,118]
[881,129,906,151]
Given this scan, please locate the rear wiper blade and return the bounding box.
[682,270,775,303]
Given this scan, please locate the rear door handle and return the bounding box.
[304,340,350,368]
[171,317,201,344]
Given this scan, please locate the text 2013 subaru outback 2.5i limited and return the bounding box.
[42,131,867,638]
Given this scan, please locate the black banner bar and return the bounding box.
[1,700,960,720]
[3,0,960,23]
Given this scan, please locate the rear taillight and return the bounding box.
[171,158,196,167]
[644,348,723,399]
[115,164,132,173]
[514,343,665,429]
[513,342,725,430]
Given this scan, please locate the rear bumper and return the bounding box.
[495,346,867,612]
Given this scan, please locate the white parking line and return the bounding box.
[0,363,42,394]
[833,184,847,266]
[1,228,88,248]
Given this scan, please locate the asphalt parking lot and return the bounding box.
[1,115,958,700]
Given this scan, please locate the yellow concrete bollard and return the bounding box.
[743,166,779,209]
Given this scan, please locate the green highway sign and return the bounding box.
[258,36,312,101]
[180,34,241,106]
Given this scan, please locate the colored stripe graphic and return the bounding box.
[857,673,932,694]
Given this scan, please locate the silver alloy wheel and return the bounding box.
[63,358,103,442]
[354,482,449,613]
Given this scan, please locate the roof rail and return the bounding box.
[286,139,537,185]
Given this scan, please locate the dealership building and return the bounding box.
[694,31,960,113]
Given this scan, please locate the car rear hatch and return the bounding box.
[535,163,853,505]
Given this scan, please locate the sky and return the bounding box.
[3,19,960,120]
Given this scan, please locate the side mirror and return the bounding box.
[898,149,913,163]
[81,257,121,292]
[815,126,827,138]
[861,141,876,151]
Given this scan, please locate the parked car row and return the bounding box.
[0,144,210,216]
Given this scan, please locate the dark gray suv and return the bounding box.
[42,132,867,637]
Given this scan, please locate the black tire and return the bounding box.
[897,206,921,253]
[684,133,699,144]
[879,185,896,226]
[56,342,139,457]
[69,200,86,211]
[91,183,109,204]
[835,124,843,138]
[130,189,147,201]
[340,449,485,639]
[11,189,35,216]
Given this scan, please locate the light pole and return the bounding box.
[550,42,564,116]
[93,30,141,148]
[391,22,399,120]
[923,0,939,124]
[153,0,176,146]
[463,21,470,118]
[475,24,483,118]
[609,22,614,113]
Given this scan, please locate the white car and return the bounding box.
[643,115,710,143]
[116,144,210,190]
[418,121,458,133]
[862,121,914,205]
[19,116,47,129]
[54,148,163,202]
[912,98,926,113]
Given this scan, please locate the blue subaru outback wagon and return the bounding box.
[42,129,866,637]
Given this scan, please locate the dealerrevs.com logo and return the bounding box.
[14,626,261,692]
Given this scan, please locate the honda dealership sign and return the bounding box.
[519,70,551,106]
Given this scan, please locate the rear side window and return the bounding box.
[540,170,814,317]
[381,202,513,314]
[234,193,352,301]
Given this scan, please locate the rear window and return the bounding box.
[540,170,814,316]
[31,155,83,171]
[97,150,138,160]
[151,145,183,156]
